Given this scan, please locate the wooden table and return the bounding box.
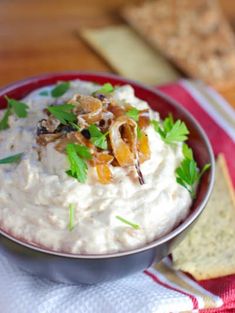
[0,0,235,87]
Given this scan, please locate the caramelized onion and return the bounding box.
[69,94,102,124]
[138,109,150,129]
[138,132,151,163]
[96,164,112,184]
[55,132,92,153]
[108,104,125,118]
[109,116,137,167]
[36,133,63,146]
[36,89,151,185]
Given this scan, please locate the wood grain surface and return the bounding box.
[0,0,234,87]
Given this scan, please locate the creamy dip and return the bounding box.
[0,80,192,254]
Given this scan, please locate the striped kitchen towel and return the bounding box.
[0,80,234,313]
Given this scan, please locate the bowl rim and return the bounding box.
[0,71,215,259]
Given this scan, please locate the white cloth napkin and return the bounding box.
[0,249,221,313]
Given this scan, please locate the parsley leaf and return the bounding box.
[126,107,139,122]
[151,119,159,132]
[0,153,24,164]
[68,203,75,231]
[0,107,11,130]
[94,83,114,95]
[152,114,189,144]
[65,143,91,183]
[137,125,143,139]
[182,143,193,160]
[0,97,29,131]
[5,96,29,118]
[47,104,77,125]
[92,136,108,150]
[69,122,80,131]
[116,215,140,230]
[51,82,70,98]
[176,158,211,198]
[39,90,49,96]
[198,163,211,180]
[88,124,108,150]
[73,144,92,160]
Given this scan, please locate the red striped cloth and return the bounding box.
[157,80,235,312]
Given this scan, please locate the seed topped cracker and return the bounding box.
[172,154,235,280]
[122,0,235,87]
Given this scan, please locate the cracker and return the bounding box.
[122,0,235,86]
[81,25,179,85]
[172,154,235,280]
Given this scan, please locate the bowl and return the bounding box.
[0,72,215,284]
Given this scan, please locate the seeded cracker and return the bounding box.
[172,154,235,280]
[122,0,235,87]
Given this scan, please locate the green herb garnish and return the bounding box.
[51,82,70,98]
[0,153,24,164]
[137,125,143,139]
[0,97,29,131]
[152,114,189,144]
[116,215,140,230]
[5,96,29,118]
[176,159,211,198]
[93,83,114,95]
[39,90,49,96]
[68,203,75,231]
[126,107,139,122]
[0,107,11,130]
[73,144,92,160]
[88,124,108,150]
[70,122,80,131]
[66,143,91,183]
[182,143,193,160]
[47,104,77,125]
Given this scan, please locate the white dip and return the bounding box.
[0,80,192,254]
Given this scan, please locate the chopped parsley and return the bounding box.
[176,157,211,198]
[151,114,189,144]
[5,96,29,118]
[93,83,114,95]
[47,104,77,125]
[68,203,75,231]
[0,107,11,130]
[65,143,92,183]
[0,153,24,164]
[69,122,80,131]
[88,124,108,150]
[51,82,70,98]
[126,107,139,122]
[182,143,193,160]
[39,90,49,96]
[0,97,29,131]
[116,215,140,230]
[137,125,143,139]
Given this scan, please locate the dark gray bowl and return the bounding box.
[0,72,215,284]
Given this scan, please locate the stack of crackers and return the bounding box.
[83,0,235,91]
[122,0,235,88]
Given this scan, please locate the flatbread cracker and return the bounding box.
[122,0,235,86]
[172,154,235,280]
[81,25,179,85]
